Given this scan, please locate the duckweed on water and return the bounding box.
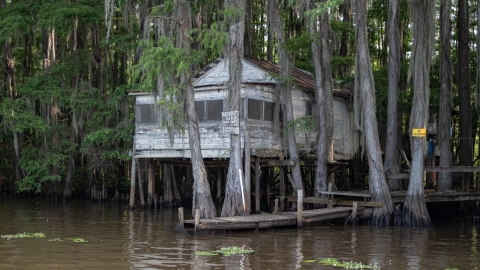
[304,258,380,269]
[195,246,254,256]
[48,238,63,242]
[65,238,88,243]
[1,232,46,239]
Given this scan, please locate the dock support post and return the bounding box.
[274,199,278,214]
[148,159,154,208]
[280,166,285,211]
[352,201,358,225]
[255,156,260,214]
[297,189,303,228]
[137,159,145,207]
[178,207,184,228]
[194,209,200,233]
[244,131,251,215]
[129,158,137,209]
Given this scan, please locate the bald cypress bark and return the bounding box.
[437,0,453,192]
[401,0,435,227]
[221,0,246,217]
[384,0,402,191]
[457,0,472,186]
[355,0,394,225]
[267,0,304,205]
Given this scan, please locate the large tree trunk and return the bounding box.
[338,0,351,77]
[355,0,394,225]
[303,0,335,198]
[268,0,304,203]
[437,0,453,192]
[384,0,402,191]
[401,0,435,227]
[457,0,472,187]
[63,157,74,201]
[174,0,217,218]
[221,0,245,216]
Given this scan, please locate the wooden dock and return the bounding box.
[182,206,363,231]
[390,190,480,203]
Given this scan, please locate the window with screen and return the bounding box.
[248,99,275,121]
[248,99,263,120]
[137,104,157,123]
[264,101,275,121]
[196,99,224,121]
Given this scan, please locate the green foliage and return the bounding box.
[201,22,229,61]
[303,258,379,269]
[0,98,47,133]
[305,0,345,22]
[1,232,46,239]
[195,246,254,256]
[285,115,316,134]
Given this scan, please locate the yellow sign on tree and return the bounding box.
[412,128,427,137]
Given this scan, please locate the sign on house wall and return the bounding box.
[222,111,239,134]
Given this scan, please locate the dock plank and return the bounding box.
[183,206,358,231]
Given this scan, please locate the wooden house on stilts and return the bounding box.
[129,57,359,209]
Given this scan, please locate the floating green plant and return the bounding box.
[65,238,88,243]
[48,238,63,242]
[303,258,380,269]
[195,246,254,256]
[1,232,46,239]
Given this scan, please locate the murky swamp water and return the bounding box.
[0,199,479,269]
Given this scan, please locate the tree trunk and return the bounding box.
[63,157,74,201]
[355,0,394,225]
[384,0,402,191]
[304,0,334,198]
[437,0,453,192]
[457,0,472,187]
[268,0,304,205]
[177,0,217,219]
[221,0,246,217]
[338,0,351,77]
[401,0,435,227]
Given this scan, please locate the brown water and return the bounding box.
[0,199,478,269]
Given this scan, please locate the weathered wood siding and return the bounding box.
[132,57,359,160]
[333,96,358,160]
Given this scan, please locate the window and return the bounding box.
[137,104,157,123]
[248,99,275,121]
[195,100,224,121]
[306,101,315,116]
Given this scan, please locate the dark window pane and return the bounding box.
[264,101,275,121]
[195,101,205,121]
[206,100,223,120]
[138,104,157,123]
[306,102,314,116]
[248,99,262,120]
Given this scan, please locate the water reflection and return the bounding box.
[1,200,480,269]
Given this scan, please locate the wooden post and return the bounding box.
[280,166,285,211]
[148,159,154,207]
[274,199,278,214]
[194,208,200,232]
[244,131,251,215]
[216,168,222,198]
[255,156,260,214]
[137,159,145,207]
[129,158,136,209]
[352,201,358,225]
[297,189,303,228]
[178,207,184,228]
